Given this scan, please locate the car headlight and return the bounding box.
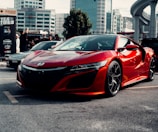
[70,60,107,71]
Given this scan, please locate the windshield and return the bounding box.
[54,35,116,51]
[30,41,58,51]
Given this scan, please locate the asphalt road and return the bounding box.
[0,66,158,132]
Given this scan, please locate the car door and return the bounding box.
[116,37,143,82]
[129,40,144,75]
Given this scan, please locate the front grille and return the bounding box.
[20,65,69,91]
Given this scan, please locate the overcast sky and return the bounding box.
[0,0,152,17]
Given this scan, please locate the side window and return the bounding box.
[129,41,135,45]
[117,37,129,48]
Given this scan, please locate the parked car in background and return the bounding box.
[17,34,155,97]
[6,40,61,69]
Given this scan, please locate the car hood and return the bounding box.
[22,50,115,68]
[8,51,33,60]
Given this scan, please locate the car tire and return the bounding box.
[105,61,122,97]
[147,57,155,81]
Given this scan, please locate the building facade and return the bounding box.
[14,0,55,34]
[70,0,112,34]
[122,17,134,32]
[112,9,123,34]
[112,9,134,34]
[55,13,69,35]
[14,0,45,9]
[16,8,55,33]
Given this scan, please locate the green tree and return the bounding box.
[63,9,92,39]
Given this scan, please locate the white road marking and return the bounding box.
[127,85,158,90]
[3,91,18,104]
[141,105,156,111]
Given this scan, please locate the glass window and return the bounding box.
[54,35,116,51]
[117,37,129,48]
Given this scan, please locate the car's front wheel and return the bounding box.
[105,61,122,97]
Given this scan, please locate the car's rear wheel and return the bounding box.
[147,57,155,81]
[105,61,122,97]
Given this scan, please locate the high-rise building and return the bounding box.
[14,0,55,34]
[112,9,123,34]
[55,13,69,35]
[17,8,55,33]
[14,0,45,9]
[123,17,134,32]
[70,0,112,34]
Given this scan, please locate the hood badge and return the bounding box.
[37,62,45,66]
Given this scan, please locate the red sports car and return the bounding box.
[17,34,155,97]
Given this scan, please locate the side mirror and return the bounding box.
[125,44,139,50]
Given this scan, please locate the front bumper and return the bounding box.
[17,64,107,95]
